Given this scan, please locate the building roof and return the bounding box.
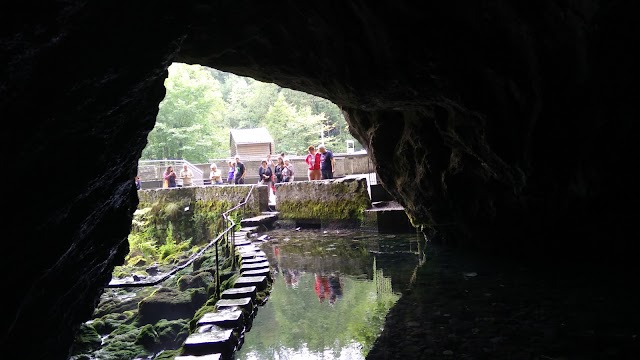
[230,127,274,144]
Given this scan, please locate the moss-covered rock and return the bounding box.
[177,271,215,291]
[71,322,102,355]
[138,287,209,324]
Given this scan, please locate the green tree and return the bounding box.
[281,88,361,153]
[264,93,327,156]
[141,63,227,162]
[142,63,363,163]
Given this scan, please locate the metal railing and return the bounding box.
[106,185,256,298]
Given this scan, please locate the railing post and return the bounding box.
[231,225,236,271]
[215,240,220,298]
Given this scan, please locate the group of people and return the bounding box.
[314,272,344,305]
[305,144,335,181]
[156,158,246,189]
[211,156,246,185]
[258,152,296,188]
[141,144,335,190]
[159,164,198,188]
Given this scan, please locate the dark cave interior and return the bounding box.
[2,1,639,358]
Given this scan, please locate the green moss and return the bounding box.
[190,305,217,332]
[155,348,184,359]
[135,324,159,349]
[278,199,369,221]
[71,323,102,355]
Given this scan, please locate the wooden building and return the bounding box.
[229,127,275,159]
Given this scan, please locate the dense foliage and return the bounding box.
[141,63,363,163]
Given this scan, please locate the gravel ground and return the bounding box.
[366,244,640,360]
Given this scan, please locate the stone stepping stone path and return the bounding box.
[179,223,273,359]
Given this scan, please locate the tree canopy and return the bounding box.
[141,63,363,163]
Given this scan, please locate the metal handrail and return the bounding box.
[106,185,256,295]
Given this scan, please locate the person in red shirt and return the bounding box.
[305,145,322,180]
[314,273,330,303]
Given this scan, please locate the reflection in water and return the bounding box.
[235,229,426,360]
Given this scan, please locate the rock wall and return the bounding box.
[2,1,639,359]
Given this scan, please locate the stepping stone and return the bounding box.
[242,256,268,264]
[240,261,270,272]
[240,226,260,233]
[234,239,253,246]
[242,268,271,278]
[234,275,268,291]
[232,231,249,239]
[239,250,267,259]
[175,354,221,360]
[182,328,235,358]
[197,308,244,329]
[240,213,278,227]
[215,297,254,313]
[237,245,260,253]
[221,286,257,300]
[240,252,261,260]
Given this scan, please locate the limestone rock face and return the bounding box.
[2,1,638,359]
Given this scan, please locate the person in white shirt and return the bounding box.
[180,164,194,187]
[209,163,223,185]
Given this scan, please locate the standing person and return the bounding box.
[163,166,177,188]
[282,158,295,182]
[226,160,235,184]
[318,144,336,179]
[234,156,246,184]
[265,153,276,184]
[274,156,285,183]
[134,176,141,190]
[209,163,223,184]
[328,272,344,305]
[314,273,331,303]
[305,145,322,180]
[258,160,273,187]
[180,164,194,187]
[282,159,295,182]
[266,153,275,167]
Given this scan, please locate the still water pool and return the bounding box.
[235,228,426,360]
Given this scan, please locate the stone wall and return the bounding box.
[137,184,269,217]
[274,177,371,224]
